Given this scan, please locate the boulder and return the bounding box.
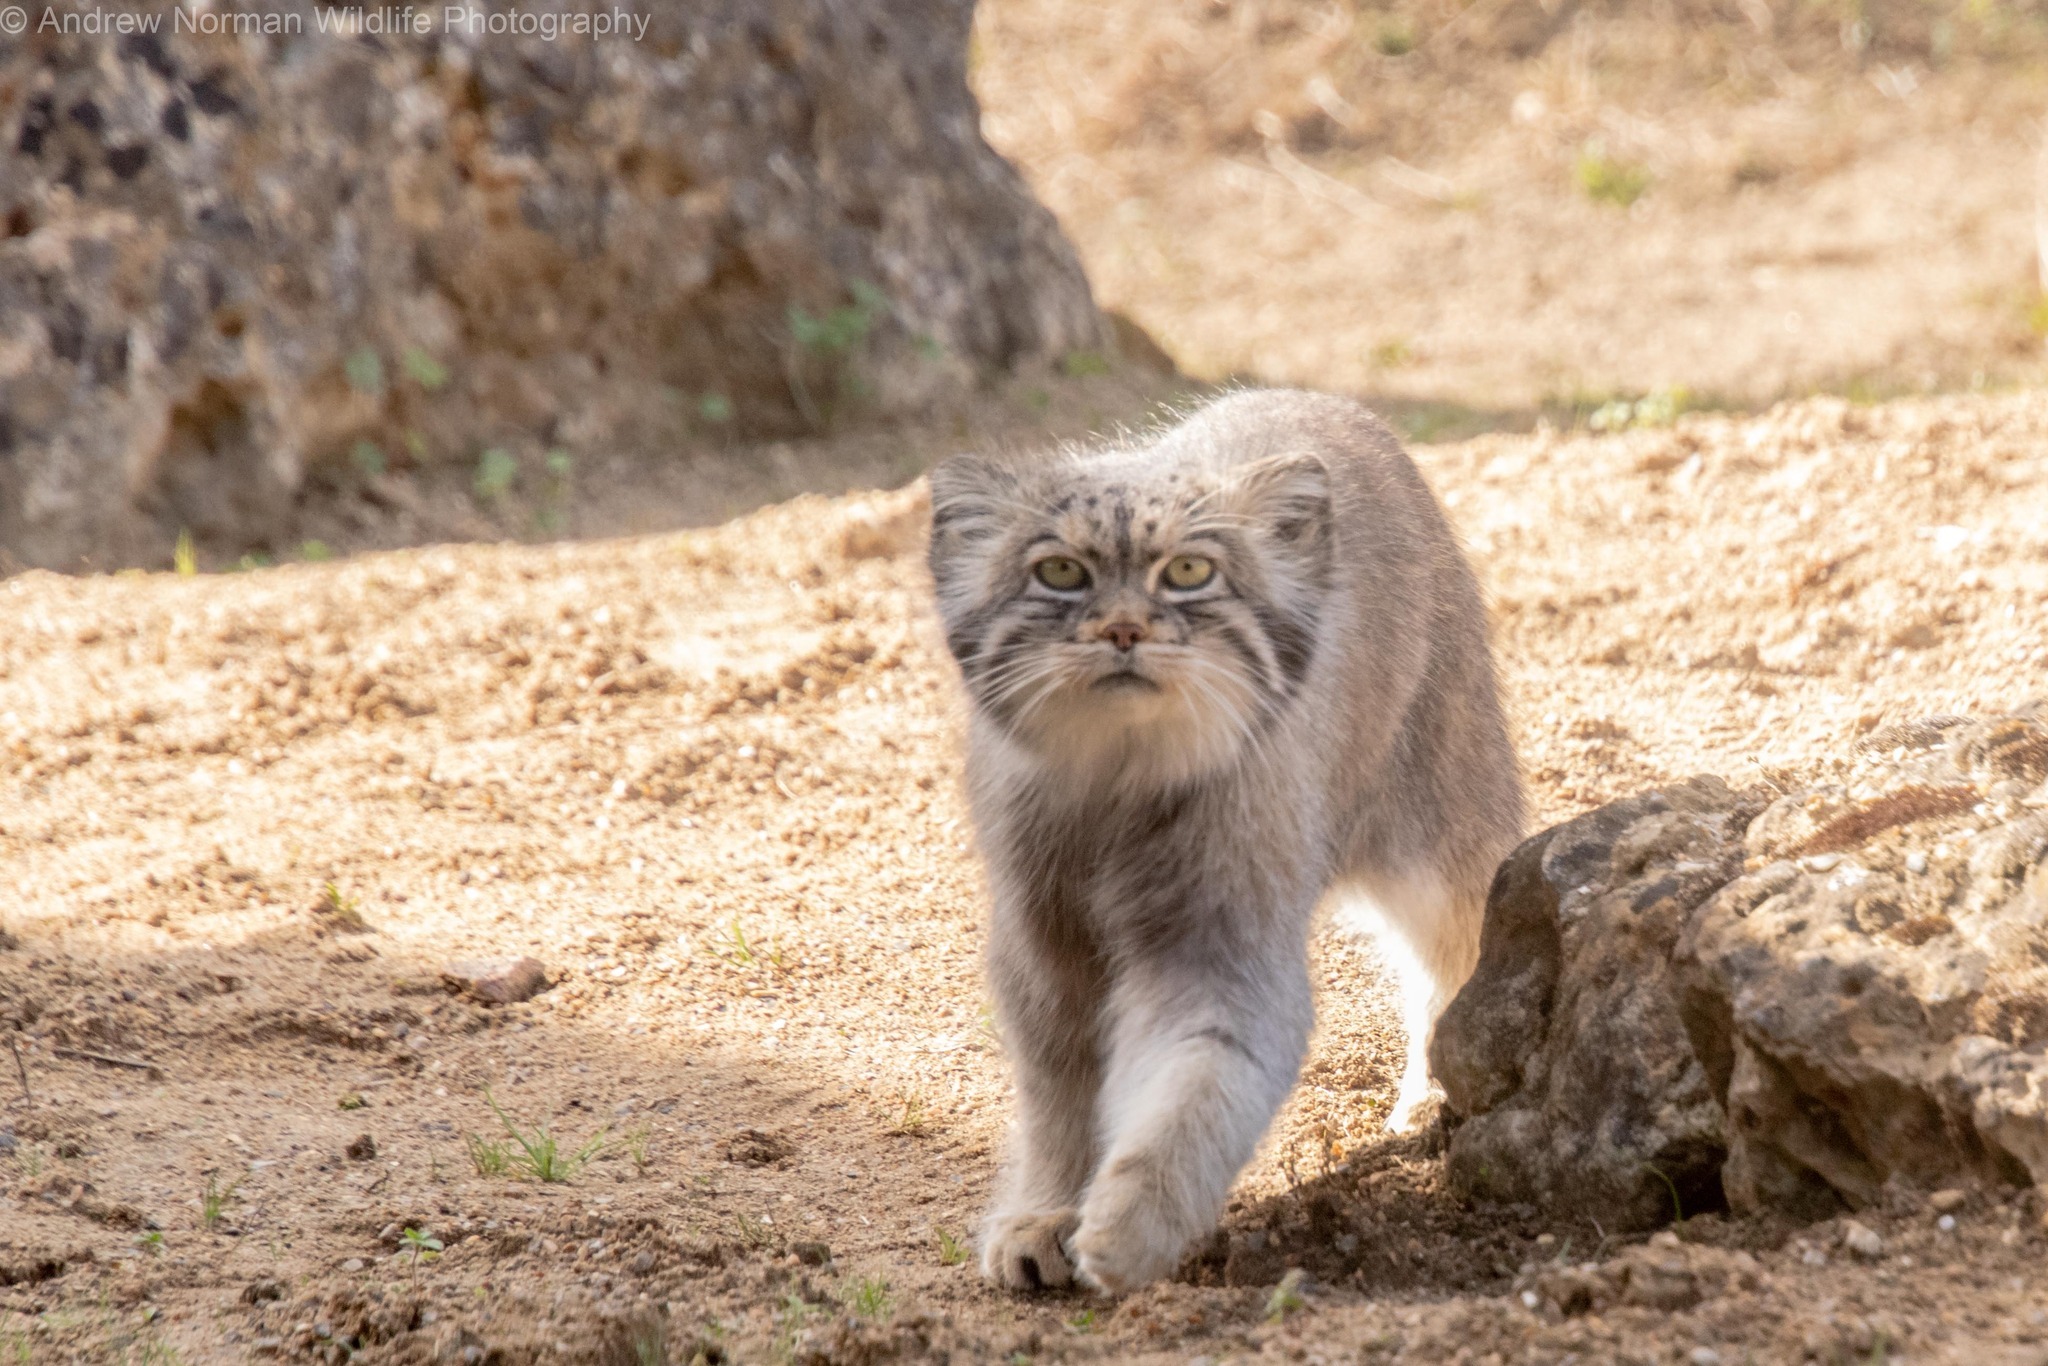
[0,2,1105,570]
[1434,704,2048,1228]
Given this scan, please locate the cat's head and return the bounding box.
[927,438,1332,783]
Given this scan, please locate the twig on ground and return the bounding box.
[53,1046,162,1077]
[7,1035,29,1104]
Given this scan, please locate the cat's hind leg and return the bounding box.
[1333,870,1483,1135]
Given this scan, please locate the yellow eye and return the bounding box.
[1033,556,1089,591]
[1162,555,1215,590]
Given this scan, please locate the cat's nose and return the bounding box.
[1100,620,1149,652]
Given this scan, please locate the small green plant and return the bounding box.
[935,1227,968,1266]
[1588,386,1691,432]
[399,1226,442,1285]
[623,1124,653,1174]
[173,529,198,577]
[344,346,385,395]
[200,1172,239,1230]
[537,449,574,534]
[844,1275,892,1321]
[732,1212,772,1249]
[697,392,734,424]
[785,280,888,429]
[1374,17,1415,55]
[1643,1163,1686,1225]
[320,881,368,931]
[627,1315,667,1366]
[1265,1267,1308,1321]
[300,540,334,563]
[338,1093,366,1111]
[1576,144,1651,207]
[11,1142,47,1179]
[136,1230,164,1256]
[474,448,519,501]
[401,346,449,390]
[350,440,388,477]
[466,1132,510,1177]
[1371,338,1413,368]
[1059,349,1111,378]
[1064,1308,1097,1334]
[483,1089,606,1183]
[715,918,788,971]
[883,1092,927,1137]
[772,1292,817,1359]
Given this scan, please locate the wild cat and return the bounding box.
[926,389,1523,1294]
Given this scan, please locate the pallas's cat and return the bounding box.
[927,390,1522,1293]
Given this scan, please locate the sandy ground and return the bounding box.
[4,385,2047,1364]
[974,0,2048,426]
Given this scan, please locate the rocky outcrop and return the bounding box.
[1434,705,2048,1229]
[0,3,1105,570]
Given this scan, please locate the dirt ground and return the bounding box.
[973,0,2048,428]
[5,382,2048,1364]
[8,5,2048,1361]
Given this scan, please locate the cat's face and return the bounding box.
[928,445,1332,782]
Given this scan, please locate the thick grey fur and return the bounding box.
[926,389,1523,1294]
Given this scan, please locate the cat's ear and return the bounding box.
[927,453,1006,527]
[1232,452,1331,549]
[926,454,1015,585]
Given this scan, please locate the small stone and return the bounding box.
[339,1259,363,1273]
[345,1133,377,1161]
[1689,1349,1724,1366]
[441,957,548,1005]
[791,1240,832,1267]
[1841,1221,1884,1259]
[1905,851,1929,874]
[1928,1188,1967,1213]
[1937,1214,1956,1233]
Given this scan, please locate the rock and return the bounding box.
[1929,1188,1968,1213]
[1433,776,1756,1229]
[0,3,1105,570]
[345,1133,377,1161]
[441,957,547,1005]
[1521,1236,1758,1318]
[791,1240,832,1267]
[1437,704,2048,1228]
[241,1278,285,1304]
[1840,1221,1884,1259]
[723,1127,792,1166]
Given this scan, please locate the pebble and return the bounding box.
[1689,1349,1724,1366]
[1929,1188,1967,1213]
[441,956,548,1005]
[1937,1214,1957,1233]
[1841,1221,1884,1259]
[1905,851,1929,874]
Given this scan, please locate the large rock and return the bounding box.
[1435,704,2048,1229]
[0,3,1105,570]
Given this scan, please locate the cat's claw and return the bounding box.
[980,1209,1080,1291]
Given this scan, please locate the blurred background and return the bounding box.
[4,0,2046,572]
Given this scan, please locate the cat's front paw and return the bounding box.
[980,1208,1080,1291]
[1070,1158,1193,1294]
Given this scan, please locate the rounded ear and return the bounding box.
[927,453,1004,528]
[1231,452,1331,547]
[926,453,1018,587]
